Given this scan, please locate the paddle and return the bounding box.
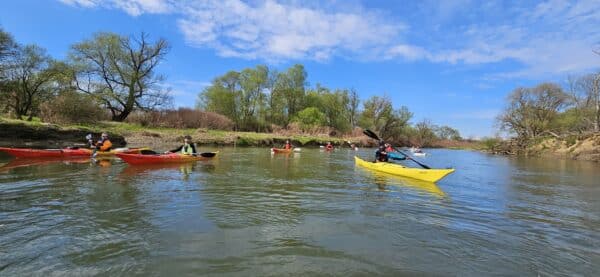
[195,152,216,158]
[363,129,431,169]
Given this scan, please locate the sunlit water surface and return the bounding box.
[0,148,598,275]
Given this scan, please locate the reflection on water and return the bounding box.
[0,148,598,275]
[355,166,445,197]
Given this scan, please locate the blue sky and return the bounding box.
[1,0,599,137]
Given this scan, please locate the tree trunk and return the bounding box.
[113,110,130,122]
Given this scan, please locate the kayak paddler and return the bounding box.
[374,145,389,162]
[167,135,197,155]
[91,132,113,152]
[385,143,393,152]
[283,140,292,150]
[325,142,334,151]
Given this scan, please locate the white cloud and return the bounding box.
[58,0,600,77]
[60,0,172,16]
[177,0,403,61]
[59,0,97,8]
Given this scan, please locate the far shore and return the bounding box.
[0,117,481,152]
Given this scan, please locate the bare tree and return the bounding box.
[70,32,172,121]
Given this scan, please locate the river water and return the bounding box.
[0,148,598,276]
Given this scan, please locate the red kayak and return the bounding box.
[0,147,148,158]
[116,152,218,165]
[271,148,292,154]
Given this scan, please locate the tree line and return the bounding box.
[498,63,600,142]
[1,27,463,146]
[197,64,463,145]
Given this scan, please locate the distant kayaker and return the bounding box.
[167,135,197,155]
[374,145,388,162]
[385,143,394,152]
[283,140,292,150]
[92,133,113,152]
[325,142,334,151]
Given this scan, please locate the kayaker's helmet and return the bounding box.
[184,135,192,142]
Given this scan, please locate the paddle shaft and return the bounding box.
[363,129,431,169]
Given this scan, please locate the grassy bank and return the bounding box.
[0,117,360,149]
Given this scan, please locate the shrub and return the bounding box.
[39,92,107,124]
[126,108,234,130]
[291,107,327,131]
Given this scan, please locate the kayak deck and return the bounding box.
[116,152,218,165]
[271,148,292,154]
[0,147,148,158]
[354,156,454,183]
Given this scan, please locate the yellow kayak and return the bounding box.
[354,156,454,183]
[356,166,445,197]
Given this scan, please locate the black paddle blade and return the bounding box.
[363,129,380,141]
[199,152,216,158]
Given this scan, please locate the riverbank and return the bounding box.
[0,117,365,150]
[488,133,600,162]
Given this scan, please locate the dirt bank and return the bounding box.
[528,134,600,162]
[0,122,126,148]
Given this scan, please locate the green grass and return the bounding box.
[0,116,349,146]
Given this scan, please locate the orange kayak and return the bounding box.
[271,148,292,154]
[116,152,218,165]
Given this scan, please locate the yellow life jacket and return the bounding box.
[181,143,194,155]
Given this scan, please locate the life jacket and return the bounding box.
[326,144,333,150]
[284,143,292,150]
[97,139,112,152]
[181,143,194,155]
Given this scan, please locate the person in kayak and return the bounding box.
[374,145,389,162]
[92,133,113,152]
[385,143,394,152]
[283,140,292,150]
[167,135,197,155]
[325,142,334,151]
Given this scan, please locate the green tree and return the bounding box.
[498,83,570,139]
[238,65,269,129]
[1,45,56,120]
[292,107,326,130]
[70,32,171,121]
[569,71,600,132]
[0,27,17,64]
[359,95,413,140]
[0,28,18,113]
[319,89,351,132]
[198,66,270,131]
[436,125,462,140]
[415,119,437,147]
[272,64,307,125]
[347,88,360,129]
